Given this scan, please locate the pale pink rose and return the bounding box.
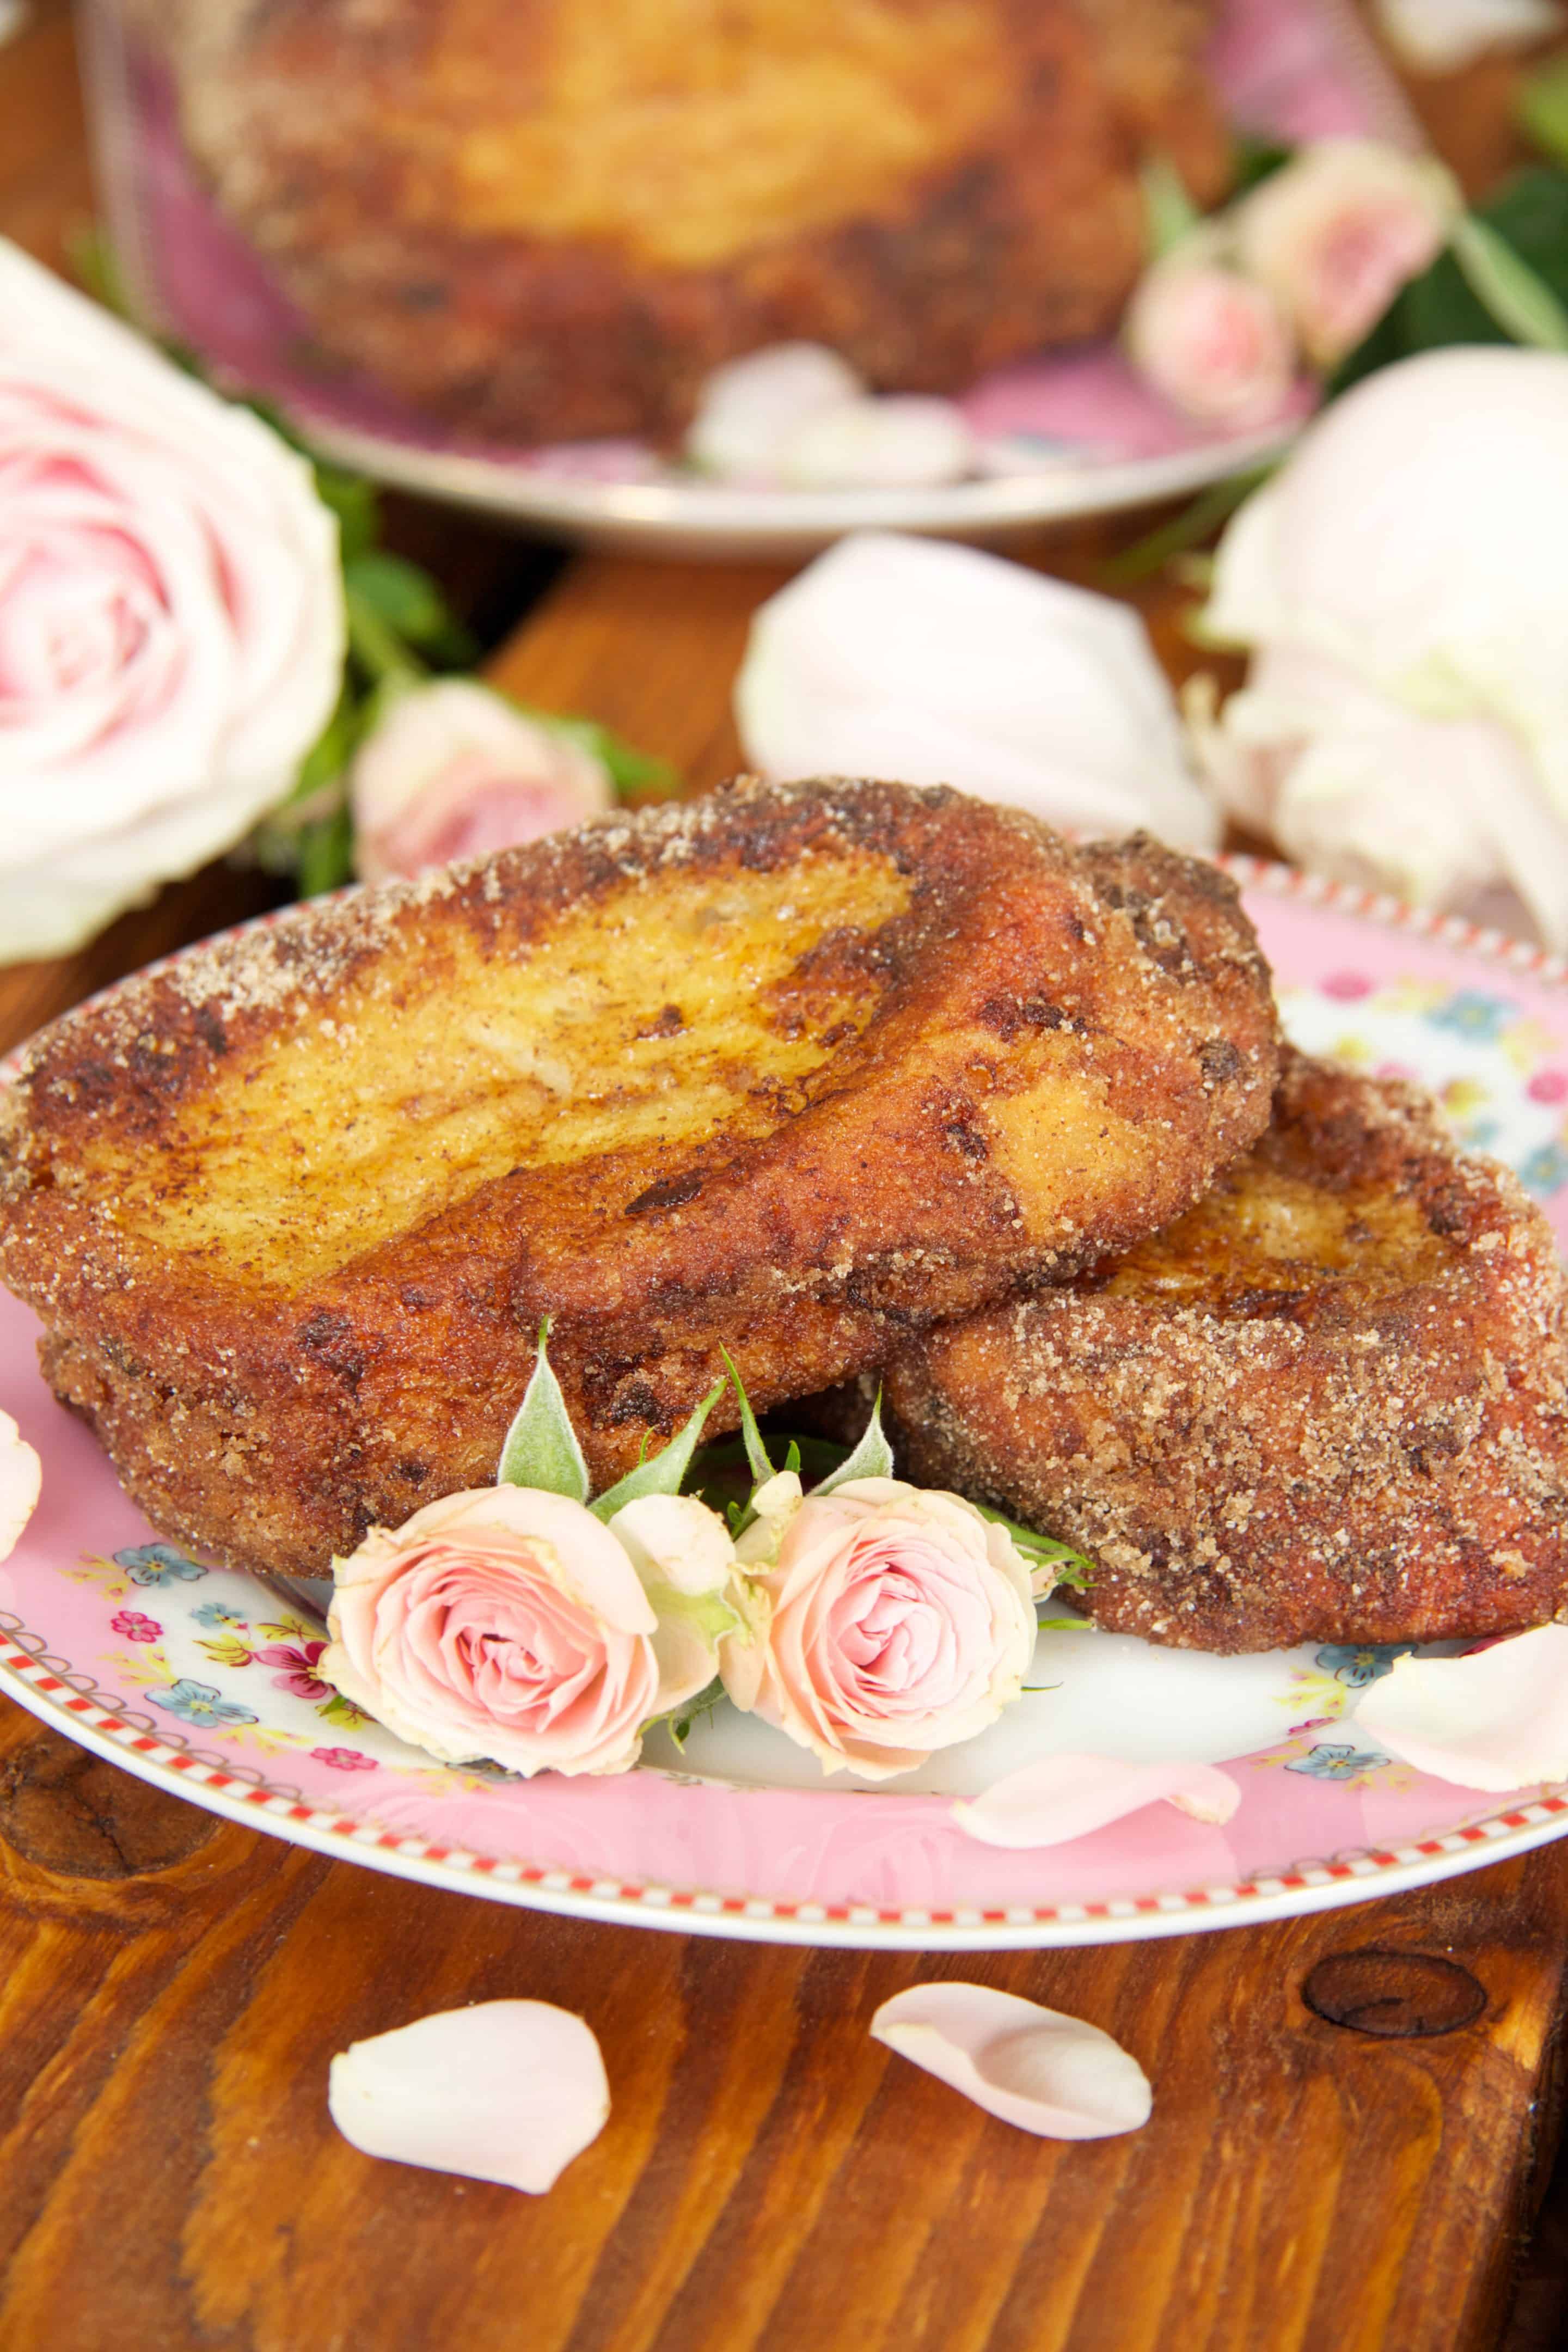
[1124,234,1298,431]
[0,239,343,961]
[1233,141,1460,367]
[321,1484,734,1778]
[349,680,613,884]
[720,1474,1037,1780]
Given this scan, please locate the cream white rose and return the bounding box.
[735,531,1220,849]
[1191,346,1568,945]
[0,239,342,961]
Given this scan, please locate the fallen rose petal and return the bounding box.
[775,395,976,489]
[1352,1626,1568,1790]
[0,1411,41,1561]
[327,2001,609,2193]
[685,342,863,480]
[951,1751,1242,1848]
[871,1983,1151,2140]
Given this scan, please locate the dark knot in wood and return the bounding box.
[0,1733,217,1878]
[1302,1947,1487,2038]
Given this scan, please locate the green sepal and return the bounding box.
[666,1674,726,1750]
[720,1349,774,1487]
[966,1499,1094,1589]
[590,1381,726,1522]
[1140,154,1201,261]
[497,1321,591,1504]
[812,1391,895,1497]
[640,1581,744,1646]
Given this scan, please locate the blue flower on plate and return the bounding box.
[115,1542,209,1588]
[191,1602,248,1631]
[1284,1741,1392,1781]
[1314,1643,1416,1689]
[1520,1142,1568,1198]
[151,1677,258,1729]
[1425,990,1516,1043]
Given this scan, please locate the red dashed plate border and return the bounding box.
[4,854,1568,1949]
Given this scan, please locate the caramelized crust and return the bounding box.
[886,1051,1568,1652]
[152,0,1231,442]
[0,779,1275,1581]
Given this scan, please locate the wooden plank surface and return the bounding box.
[5,5,1568,2347]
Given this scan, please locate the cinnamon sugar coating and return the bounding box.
[886,1051,1568,1652]
[0,779,1275,1579]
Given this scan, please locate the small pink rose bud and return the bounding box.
[1124,233,1298,431]
[349,679,614,885]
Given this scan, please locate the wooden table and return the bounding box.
[7,7,1568,2347]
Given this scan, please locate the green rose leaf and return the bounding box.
[344,550,477,665]
[720,1348,775,1488]
[1450,213,1568,353]
[497,1321,591,1504]
[812,1391,895,1497]
[590,1381,726,1522]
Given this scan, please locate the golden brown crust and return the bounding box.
[886,1050,1568,1652]
[155,0,1231,442]
[0,777,1276,1578]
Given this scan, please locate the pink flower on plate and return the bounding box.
[349,680,614,884]
[320,1485,734,1778]
[109,1608,162,1643]
[720,1474,1037,1780]
[1124,232,1298,432]
[258,1639,332,1700]
[0,240,343,962]
[1232,140,1460,369]
[311,1745,378,1772]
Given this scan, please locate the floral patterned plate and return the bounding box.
[4,862,1568,1950]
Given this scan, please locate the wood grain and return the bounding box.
[4,7,1568,2347]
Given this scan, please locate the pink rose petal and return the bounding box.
[327,2001,609,2193]
[1352,1626,1568,1791]
[0,1410,41,1560]
[951,1751,1241,1848]
[871,1983,1151,2140]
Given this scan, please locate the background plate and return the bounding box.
[4,864,1568,1949]
[84,0,1417,554]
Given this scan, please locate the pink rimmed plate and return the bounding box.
[4,862,1568,1950]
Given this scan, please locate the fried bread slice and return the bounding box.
[0,776,1276,1578]
[886,1049,1568,1652]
